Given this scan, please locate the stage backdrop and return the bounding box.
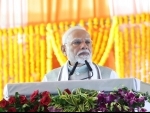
[0,0,150,100]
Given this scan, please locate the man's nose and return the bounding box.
[80,41,88,49]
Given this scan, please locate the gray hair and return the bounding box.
[62,26,86,45]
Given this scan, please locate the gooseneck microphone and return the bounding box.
[80,60,93,80]
[85,60,92,71]
[69,62,78,77]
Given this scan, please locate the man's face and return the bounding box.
[62,29,92,65]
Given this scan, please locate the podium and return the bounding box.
[3,78,150,111]
[4,78,150,98]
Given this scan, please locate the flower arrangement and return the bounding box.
[0,87,150,112]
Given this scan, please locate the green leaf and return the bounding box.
[117,104,121,111]
[22,104,29,108]
[78,104,84,112]
[63,105,75,112]
[57,88,62,96]
[15,92,20,98]
[123,105,129,111]
[0,108,5,112]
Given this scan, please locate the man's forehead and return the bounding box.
[67,37,91,44]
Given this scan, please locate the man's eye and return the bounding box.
[85,41,91,44]
[73,41,81,45]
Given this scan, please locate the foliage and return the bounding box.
[0,87,149,112]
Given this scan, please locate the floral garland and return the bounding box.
[0,87,150,112]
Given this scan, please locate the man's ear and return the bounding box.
[61,45,66,56]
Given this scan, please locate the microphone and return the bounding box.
[69,62,78,77]
[80,60,93,80]
[85,60,92,71]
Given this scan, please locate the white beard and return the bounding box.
[75,50,92,64]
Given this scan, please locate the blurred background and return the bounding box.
[0,0,150,99]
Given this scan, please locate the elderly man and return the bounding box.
[42,26,118,81]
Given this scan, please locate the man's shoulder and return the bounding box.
[96,65,114,71]
[46,67,62,75]
[95,64,118,79]
[44,67,62,81]
[48,67,62,72]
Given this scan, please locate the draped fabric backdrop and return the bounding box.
[0,0,150,99]
[1,0,149,27]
